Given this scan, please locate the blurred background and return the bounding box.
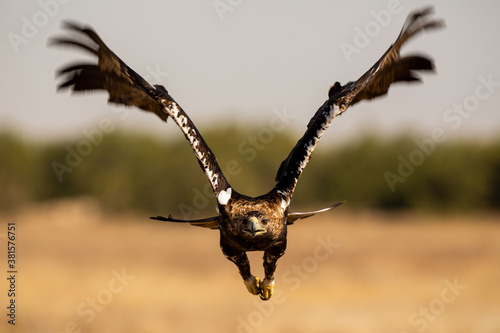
[1,1,499,332]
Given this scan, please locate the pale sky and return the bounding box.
[1,0,499,144]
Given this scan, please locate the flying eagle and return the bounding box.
[51,7,443,300]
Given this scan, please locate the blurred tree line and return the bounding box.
[1,126,499,216]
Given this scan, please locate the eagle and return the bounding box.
[50,7,443,300]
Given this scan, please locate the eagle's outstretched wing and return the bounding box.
[50,22,231,199]
[150,215,220,229]
[286,201,346,224]
[274,7,444,200]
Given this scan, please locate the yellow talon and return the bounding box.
[244,275,260,295]
[259,279,275,300]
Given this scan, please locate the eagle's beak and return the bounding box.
[244,217,266,237]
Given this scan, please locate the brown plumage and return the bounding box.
[51,7,443,300]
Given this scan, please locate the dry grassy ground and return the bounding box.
[1,198,499,333]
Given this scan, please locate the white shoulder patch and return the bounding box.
[217,187,232,206]
[332,103,341,117]
[281,198,288,212]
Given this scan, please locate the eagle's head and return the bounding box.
[240,212,270,237]
[218,191,288,250]
[230,206,287,249]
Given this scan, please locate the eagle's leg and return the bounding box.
[224,251,260,295]
[260,248,285,300]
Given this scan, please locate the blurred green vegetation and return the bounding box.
[1,127,499,216]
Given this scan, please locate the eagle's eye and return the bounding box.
[261,218,269,225]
